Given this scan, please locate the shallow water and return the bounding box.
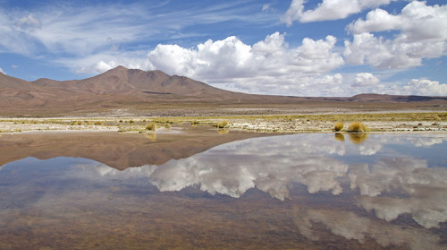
[1,133,447,249]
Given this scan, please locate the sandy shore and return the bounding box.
[1,111,446,134]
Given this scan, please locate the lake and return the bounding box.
[1,132,446,249]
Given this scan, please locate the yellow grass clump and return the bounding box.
[334,121,344,131]
[216,121,229,129]
[146,122,156,131]
[347,122,367,133]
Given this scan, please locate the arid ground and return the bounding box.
[1,110,446,135]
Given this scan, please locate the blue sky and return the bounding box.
[0,0,446,97]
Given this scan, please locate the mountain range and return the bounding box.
[1,66,446,116]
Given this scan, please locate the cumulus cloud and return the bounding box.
[345,1,447,69]
[73,33,345,96]
[348,2,447,40]
[144,33,344,93]
[375,79,447,96]
[0,67,5,74]
[144,33,344,79]
[282,0,402,25]
[352,72,380,87]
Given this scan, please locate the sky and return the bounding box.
[0,0,446,97]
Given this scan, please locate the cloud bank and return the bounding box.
[345,1,447,69]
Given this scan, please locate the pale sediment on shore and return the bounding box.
[230,120,447,133]
[0,117,446,134]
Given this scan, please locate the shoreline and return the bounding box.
[1,111,446,134]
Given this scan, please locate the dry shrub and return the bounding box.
[347,122,367,133]
[334,121,344,131]
[214,121,229,128]
[216,121,229,129]
[146,122,156,131]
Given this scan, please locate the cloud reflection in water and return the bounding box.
[77,133,447,230]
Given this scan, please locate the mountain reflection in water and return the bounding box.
[1,133,446,249]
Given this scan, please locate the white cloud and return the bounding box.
[144,33,344,84]
[94,60,117,73]
[375,79,447,96]
[348,1,447,41]
[347,8,403,34]
[0,2,278,57]
[281,0,305,26]
[352,72,380,87]
[0,67,5,74]
[282,0,402,25]
[262,4,272,12]
[345,1,447,69]
[58,50,148,74]
[73,32,345,96]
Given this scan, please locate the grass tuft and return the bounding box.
[347,122,367,133]
[215,120,229,129]
[334,121,344,131]
[146,122,156,131]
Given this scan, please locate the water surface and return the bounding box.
[1,132,447,249]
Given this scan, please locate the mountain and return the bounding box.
[29,66,243,98]
[349,93,447,102]
[1,66,446,116]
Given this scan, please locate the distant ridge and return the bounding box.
[350,93,447,102]
[1,66,446,116]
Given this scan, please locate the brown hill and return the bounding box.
[1,66,446,116]
[349,93,447,102]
